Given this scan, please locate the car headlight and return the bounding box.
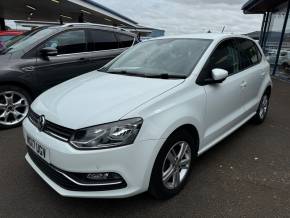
[69,118,143,150]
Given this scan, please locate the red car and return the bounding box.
[0,30,23,48]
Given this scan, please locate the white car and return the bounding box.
[23,33,272,199]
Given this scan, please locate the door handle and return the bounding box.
[22,66,35,72]
[79,57,90,62]
[260,72,266,77]
[240,81,247,88]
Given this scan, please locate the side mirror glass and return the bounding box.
[40,47,58,57]
[211,68,228,82]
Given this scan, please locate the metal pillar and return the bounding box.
[59,16,63,25]
[0,18,5,30]
[259,13,266,45]
[78,13,84,23]
[273,0,290,75]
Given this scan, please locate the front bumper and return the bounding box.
[23,118,165,198]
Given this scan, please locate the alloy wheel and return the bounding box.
[162,141,191,189]
[259,95,268,119]
[0,91,29,126]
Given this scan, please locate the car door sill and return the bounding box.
[198,112,256,156]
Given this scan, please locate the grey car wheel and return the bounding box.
[0,87,31,129]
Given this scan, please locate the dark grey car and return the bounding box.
[0,23,139,129]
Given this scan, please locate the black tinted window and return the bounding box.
[88,30,118,51]
[237,38,261,70]
[118,34,134,48]
[200,40,239,82]
[44,30,86,55]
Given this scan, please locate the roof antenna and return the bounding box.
[221,26,225,33]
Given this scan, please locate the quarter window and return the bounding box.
[118,34,134,48]
[236,38,261,70]
[88,30,118,51]
[44,30,86,55]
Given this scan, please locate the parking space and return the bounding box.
[0,79,290,217]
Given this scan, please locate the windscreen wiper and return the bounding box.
[105,71,186,79]
[146,74,187,79]
[105,70,147,77]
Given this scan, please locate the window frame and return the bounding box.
[87,28,119,52]
[234,38,262,72]
[30,28,89,58]
[116,33,135,48]
[196,38,240,86]
[196,37,263,86]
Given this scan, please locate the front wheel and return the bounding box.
[149,130,196,199]
[0,86,31,129]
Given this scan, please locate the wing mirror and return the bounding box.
[204,68,228,84]
[40,47,58,57]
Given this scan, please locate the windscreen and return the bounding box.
[0,27,56,54]
[101,38,212,78]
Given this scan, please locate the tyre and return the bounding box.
[252,92,270,124]
[0,85,31,129]
[149,129,197,199]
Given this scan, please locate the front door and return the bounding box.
[200,39,245,147]
[34,29,92,92]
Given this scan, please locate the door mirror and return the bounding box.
[40,47,58,57]
[204,68,229,84]
[211,68,228,82]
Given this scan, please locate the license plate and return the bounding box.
[27,135,49,162]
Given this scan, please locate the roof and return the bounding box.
[0,0,139,27]
[154,33,241,40]
[83,0,138,25]
[242,0,288,14]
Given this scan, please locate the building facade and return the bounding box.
[243,0,290,82]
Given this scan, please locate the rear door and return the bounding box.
[200,39,245,146]
[85,29,122,70]
[34,29,92,92]
[235,38,264,116]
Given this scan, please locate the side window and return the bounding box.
[237,38,261,71]
[198,40,239,83]
[88,30,118,51]
[44,30,86,55]
[118,34,134,48]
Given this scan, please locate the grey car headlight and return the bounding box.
[69,118,143,150]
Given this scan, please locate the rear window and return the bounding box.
[88,30,118,51]
[236,38,262,71]
[118,34,134,48]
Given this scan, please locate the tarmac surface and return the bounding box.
[1,79,290,217]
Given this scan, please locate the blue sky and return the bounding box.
[96,0,262,35]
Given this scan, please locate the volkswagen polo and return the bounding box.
[23,34,272,199]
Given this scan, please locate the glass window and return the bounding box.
[118,34,134,48]
[0,35,14,42]
[88,30,118,51]
[0,27,57,54]
[102,38,212,77]
[237,38,260,70]
[44,30,86,55]
[201,40,239,82]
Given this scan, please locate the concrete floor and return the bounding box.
[0,79,290,217]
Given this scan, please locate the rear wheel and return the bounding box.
[149,129,197,199]
[0,86,31,129]
[252,92,270,124]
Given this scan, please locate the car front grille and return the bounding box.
[27,147,127,191]
[28,109,74,141]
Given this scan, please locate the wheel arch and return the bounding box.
[0,81,36,99]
